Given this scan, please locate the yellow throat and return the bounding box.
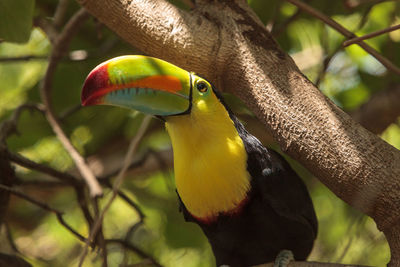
[165,81,251,220]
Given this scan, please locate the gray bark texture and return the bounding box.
[76,0,400,265]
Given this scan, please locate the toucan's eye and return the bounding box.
[196,81,208,93]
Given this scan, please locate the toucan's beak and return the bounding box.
[81,55,191,116]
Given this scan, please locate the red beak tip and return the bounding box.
[81,63,110,107]
[81,94,104,106]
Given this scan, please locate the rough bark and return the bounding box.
[76,0,400,265]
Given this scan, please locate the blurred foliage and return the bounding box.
[1,0,399,266]
[0,0,35,43]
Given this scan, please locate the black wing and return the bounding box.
[231,114,318,239]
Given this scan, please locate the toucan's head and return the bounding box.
[82,55,250,220]
[81,55,216,119]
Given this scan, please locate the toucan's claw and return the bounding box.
[273,250,294,267]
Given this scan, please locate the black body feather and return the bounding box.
[178,90,318,267]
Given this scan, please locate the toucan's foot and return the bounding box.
[273,250,294,267]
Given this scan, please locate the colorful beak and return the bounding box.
[81,55,191,116]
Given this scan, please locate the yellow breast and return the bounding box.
[165,92,250,219]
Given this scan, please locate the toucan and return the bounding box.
[81,55,318,267]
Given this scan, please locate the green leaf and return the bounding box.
[0,0,35,43]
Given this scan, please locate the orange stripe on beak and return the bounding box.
[137,75,183,93]
[83,75,183,106]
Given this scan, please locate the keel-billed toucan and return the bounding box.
[81,55,318,266]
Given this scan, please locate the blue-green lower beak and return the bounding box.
[81,55,192,116]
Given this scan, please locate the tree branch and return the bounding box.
[0,55,48,62]
[0,184,86,243]
[92,198,108,267]
[4,222,21,254]
[78,115,152,267]
[76,0,400,265]
[34,17,59,44]
[343,24,400,47]
[103,180,145,224]
[285,0,400,76]
[8,151,79,185]
[77,0,222,81]
[106,239,162,267]
[53,0,70,28]
[39,8,103,197]
[0,104,45,143]
[96,148,173,180]
[315,5,372,87]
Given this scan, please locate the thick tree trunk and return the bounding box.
[76,0,400,265]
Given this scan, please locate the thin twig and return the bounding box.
[102,179,145,223]
[75,186,94,227]
[343,24,400,47]
[315,46,341,87]
[336,215,365,262]
[122,221,146,266]
[17,180,69,187]
[0,53,91,63]
[0,184,86,242]
[345,0,394,9]
[112,116,152,191]
[98,150,153,181]
[357,5,375,31]
[0,55,48,62]
[0,104,45,143]
[4,222,20,254]
[15,175,96,248]
[265,1,283,33]
[106,239,162,267]
[59,104,82,120]
[315,4,373,86]
[53,0,70,28]
[92,198,108,267]
[117,190,145,223]
[34,17,59,44]
[78,115,152,267]
[8,151,79,185]
[39,8,103,197]
[271,9,301,37]
[285,0,400,75]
